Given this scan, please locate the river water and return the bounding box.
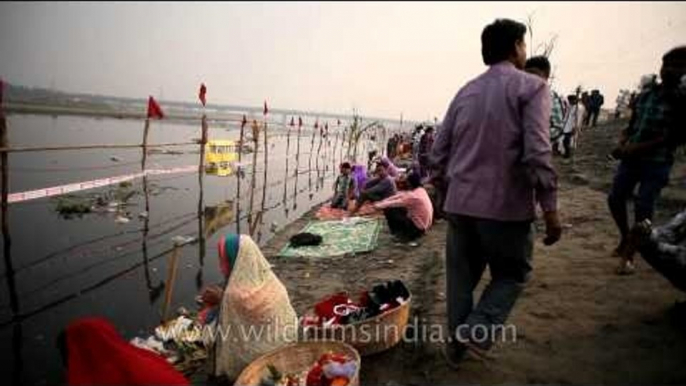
[0,113,363,385]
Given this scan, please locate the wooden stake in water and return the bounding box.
[161,244,181,322]
[292,117,302,210]
[0,97,19,319]
[141,118,150,170]
[197,115,208,286]
[258,108,269,242]
[236,115,247,235]
[248,120,259,236]
[283,117,293,204]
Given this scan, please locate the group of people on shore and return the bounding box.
[329,18,686,368]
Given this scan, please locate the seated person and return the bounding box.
[378,156,400,179]
[623,212,686,320]
[373,172,433,242]
[200,234,297,380]
[351,162,397,213]
[330,162,356,209]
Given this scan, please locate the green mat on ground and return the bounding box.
[278,217,381,258]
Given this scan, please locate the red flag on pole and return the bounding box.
[298,117,302,127]
[147,96,164,119]
[289,117,295,127]
[263,100,268,115]
[199,83,207,106]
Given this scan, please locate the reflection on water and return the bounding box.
[0,113,356,385]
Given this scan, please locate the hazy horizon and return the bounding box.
[1,2,685,121]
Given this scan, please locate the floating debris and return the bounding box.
[171,235,197,246]
[147,149,185,156]
[110,156,123,162]
[115,216,131,224]
[55,197,92,219]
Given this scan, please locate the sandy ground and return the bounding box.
[260,118,686,385]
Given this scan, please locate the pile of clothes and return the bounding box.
[260,352,358,386]
[302,280,410,327]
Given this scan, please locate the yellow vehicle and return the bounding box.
[204,139,238,176]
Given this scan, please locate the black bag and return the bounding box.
[289,232,323,248]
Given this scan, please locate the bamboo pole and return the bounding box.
[141,114,153,299]
[332,125,339,173]
[161,244,181,322]
[292,118,302,211]
[308,121,317,192]
[1,102,19,318]
[0,141,197,153]
[258,110,268,243]
[283,118,292,204]
[141,173,154,300]
[315,124,324,190]
[235,116,246,235]
[141,118,151,170]
[341,128,346,165]
[248,120,259,236]
[197,115,207,288]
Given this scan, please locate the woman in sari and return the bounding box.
[203,234,298,381]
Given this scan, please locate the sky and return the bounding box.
[1,1,685,121]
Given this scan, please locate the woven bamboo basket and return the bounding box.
[233,341,361,386]
[303,290,412,356]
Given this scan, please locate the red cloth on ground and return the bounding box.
[66,317,189,386]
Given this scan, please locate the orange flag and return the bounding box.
[147,96,164,119]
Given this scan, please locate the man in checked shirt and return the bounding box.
[525,56,567,156]
[609,46,686,275]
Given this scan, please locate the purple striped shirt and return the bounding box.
[430,61,558,221]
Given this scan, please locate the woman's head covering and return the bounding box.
[379,156,399,178]
[351,164,368,197]
[65,317,189,386]
[218,234,240,279]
